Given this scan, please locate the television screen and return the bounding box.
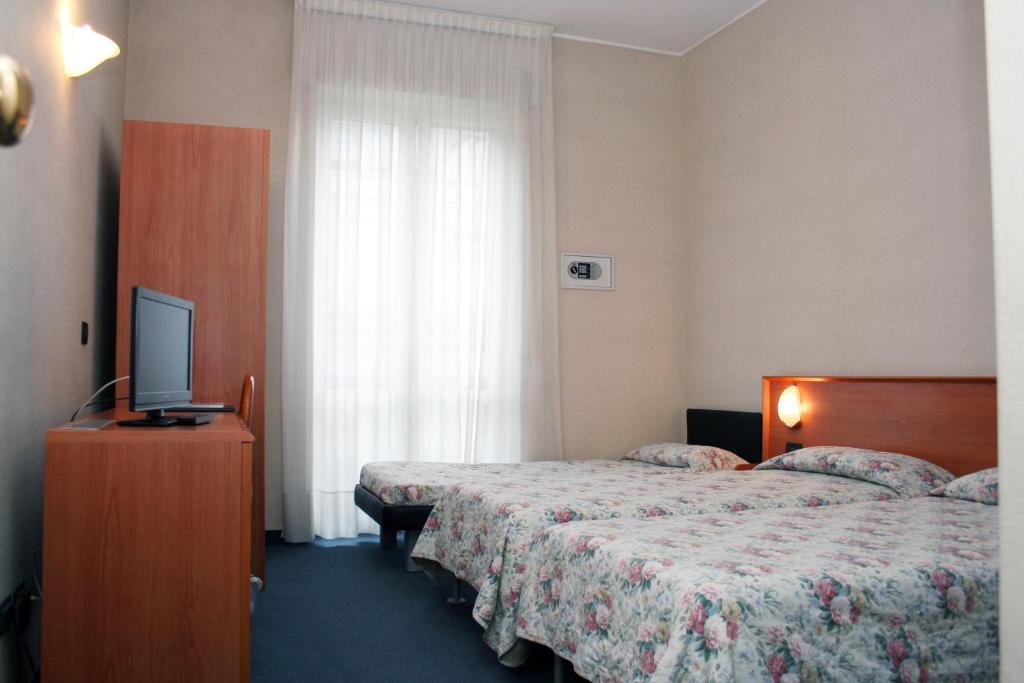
[129,286,194,415]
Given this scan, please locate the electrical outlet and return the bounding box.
[785,442,803,453]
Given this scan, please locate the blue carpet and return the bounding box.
[251,533,581,682]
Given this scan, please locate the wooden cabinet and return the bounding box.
[115,120,268,581]
[42,411,253,682]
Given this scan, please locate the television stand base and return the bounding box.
[117,409,177,427]
[117,416,178,427]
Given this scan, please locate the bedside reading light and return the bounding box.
[61,10,120,77]
[778,384,802,428]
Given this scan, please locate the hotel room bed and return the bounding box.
[515,477,999,682]
[357,460,689,556]
[354,408,762,553]
[410,447,954,664]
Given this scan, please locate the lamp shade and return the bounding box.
[62,13,120,77]
[778,384,801,428]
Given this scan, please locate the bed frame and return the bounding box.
[353,407,764,568]
[762,376,997,476]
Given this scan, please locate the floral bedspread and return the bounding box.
[411,469,902,662]
[516,497,998,682]
[360,459,670,505]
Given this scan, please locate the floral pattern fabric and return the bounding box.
[360,459,667,505]
[931,467,998,505]
[755,446,954,497]
[411,468,901,662]
[624,444,747,471]
[516,497,998,683]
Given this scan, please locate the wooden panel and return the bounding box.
[238,442,253,683]
[116,120,268,581]
[762,377,997,476]
[42,412,252,682]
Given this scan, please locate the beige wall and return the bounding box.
[985,0,1024,677]
[122,0,995,529]
[553,40,687,457]
[122,6,691,527]
[0,0,129,677]
[123,0,294,529]
[678,0,996,417]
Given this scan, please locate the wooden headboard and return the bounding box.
[762,376,996,476]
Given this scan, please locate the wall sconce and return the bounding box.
[778,384,801,428]
[0,54,35,146]
[61,10,120,77]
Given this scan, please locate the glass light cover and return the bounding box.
[778,384,802,428]
[62,13,120,77]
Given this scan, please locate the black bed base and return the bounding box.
[353,484,433,544]
[354,484,433,571]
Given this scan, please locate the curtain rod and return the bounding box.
[296,0,553,39]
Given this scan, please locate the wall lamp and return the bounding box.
[61,10,120,77]
[0,54,34,146]
[778,384,802,428]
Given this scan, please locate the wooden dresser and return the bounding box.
[42,410,253,682]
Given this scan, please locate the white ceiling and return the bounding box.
[395,0,767,55]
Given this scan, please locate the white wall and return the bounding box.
[677,0,996,415]
[0,0,129,678]
[984,0,1024,677]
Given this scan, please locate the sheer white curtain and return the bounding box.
[282,0,562,541]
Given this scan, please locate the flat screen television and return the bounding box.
[117,286,195,427]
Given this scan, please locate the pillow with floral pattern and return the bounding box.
[755,446,954,497]
[623,443,747,471]
[930,467,998,505]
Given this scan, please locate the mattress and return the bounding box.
[516,496,998,682]
[359,458,672,506]
[410,468,904,663]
